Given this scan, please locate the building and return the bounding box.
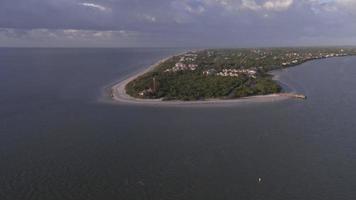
[203,69,217,76]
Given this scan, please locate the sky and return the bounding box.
[0,0,356,47]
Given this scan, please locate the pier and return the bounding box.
[279,93,307,100]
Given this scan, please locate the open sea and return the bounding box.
[1,48,356,200]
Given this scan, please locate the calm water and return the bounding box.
[1,48,356,200]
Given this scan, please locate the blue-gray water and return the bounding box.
[1,48,356,200]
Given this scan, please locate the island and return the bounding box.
[112,47,356,104]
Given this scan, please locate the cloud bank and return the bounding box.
[0,0,356,47]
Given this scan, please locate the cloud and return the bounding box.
[198,0,294,12]
[79,2,109,11]
[240,0,261,11]
[137,14,157,23]
[0,0,356,47]
[263,0,294,11]
[334,0,356,13]
[0,28,140,47]
[241,0,294,11]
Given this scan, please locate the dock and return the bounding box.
[279,93,307,100]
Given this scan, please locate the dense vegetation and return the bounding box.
[234,78,281,97]
[127,72,243,100]
[126,47,356,101]
[126,71,281,100]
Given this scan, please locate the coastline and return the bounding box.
[110,51,303,106]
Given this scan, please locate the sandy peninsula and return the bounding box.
[110,53,303,106]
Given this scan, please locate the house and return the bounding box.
[216,68,256,77]
[203,69,217,76]
[188,64,198,71]
[138,88,153,96]
[175,63,186,68]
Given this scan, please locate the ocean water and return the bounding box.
[1,48,356,200]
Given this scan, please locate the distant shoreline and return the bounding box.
[110,50,305,106]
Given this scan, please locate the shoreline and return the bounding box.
[110,51,305,106]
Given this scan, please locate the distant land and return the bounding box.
[113,47,356,103]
